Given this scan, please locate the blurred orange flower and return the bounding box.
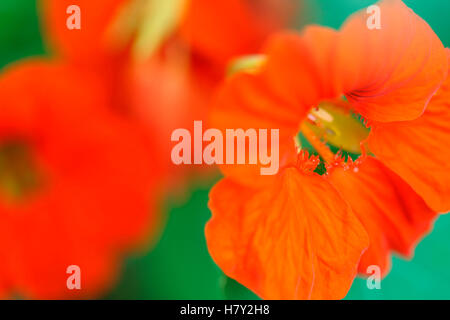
[122,0,297,188]
[206,0,449,299]
[0,0,169,299]
[0,60,161,298]
[40,0,298,191]
[9,0,294,298]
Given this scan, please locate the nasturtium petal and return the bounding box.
[329,157,437,276]
[335,0,448,123]
[369,54,450,213]
[206,168,368,300]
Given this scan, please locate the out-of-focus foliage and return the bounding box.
[0,0,45,69]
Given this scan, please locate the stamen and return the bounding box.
[326,141,369,174]
[302,101,370,155]
[299,122,335,163]
[311,107,333,122]
[296,150,320,173]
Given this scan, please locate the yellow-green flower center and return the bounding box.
[0,140,41,203]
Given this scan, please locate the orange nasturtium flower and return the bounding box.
[0,0,163,299]
[206,0,450,299]
[0,60,161,299]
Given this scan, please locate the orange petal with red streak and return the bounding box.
[329,157,437,276]
[369,56,450,213]
[206,167,368,300]
[211,70,301,187]
[335,0,448,122]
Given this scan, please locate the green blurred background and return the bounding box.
[1,0,449,300]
